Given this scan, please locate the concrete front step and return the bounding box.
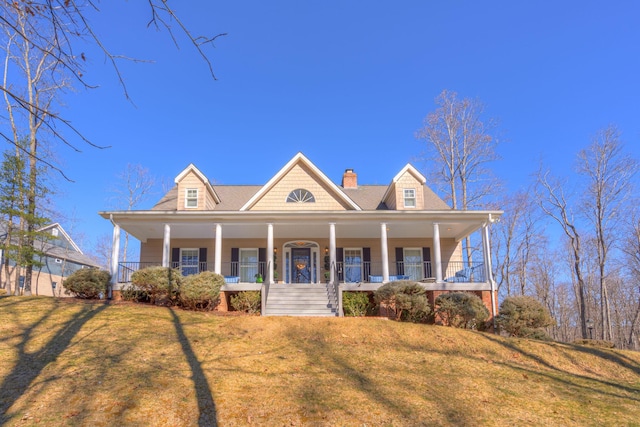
[265,284,339,317]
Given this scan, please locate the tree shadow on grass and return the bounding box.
[477,333,640,398]
[0,300,108,423]
[169,308,218,427]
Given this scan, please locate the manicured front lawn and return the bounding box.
[0,297,638,426]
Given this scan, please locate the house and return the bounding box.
[0,223,102,297]
[100,153,502,317]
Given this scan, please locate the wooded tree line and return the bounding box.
[419,91,640,350]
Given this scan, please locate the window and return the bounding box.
[344,248,363,283]
[287,188,315,203]
[403,189,416,208]
[180,248,199,276]
[185,188,198,208]
[51,228,59,237]
[239,249,259,282]
[403,248,423,281]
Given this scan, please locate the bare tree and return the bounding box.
[576,126,637,341]
[536,170,589,339]
[2,6,63,295]
[109,163,156,263]
[416,90,500,263]
[621,205,640,349]
[0,1,226,178]
[492,190,542,297]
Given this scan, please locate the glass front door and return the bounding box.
[291,248,311,283]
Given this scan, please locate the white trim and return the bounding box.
[240,152,361,211]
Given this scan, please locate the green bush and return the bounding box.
[230,291,261,314]
[343,291,372,316]
[435,292,489,329]
[497,295,554,338]
[120,284,150,303]
[179,271,225,311]
[62,269,110,299]
[131,266,181,305]
[374,281,430,323]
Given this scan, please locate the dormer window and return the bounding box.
[287,189,315,203]
[185,188,198,208]
[403,189,416,208]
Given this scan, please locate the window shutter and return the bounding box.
[259,248,266,278]
[199,248,207,272]
[362,247,371,282]
[336,248,344,281]
[231,248,239,276]
[395,247,404,275]
[171,248,180,269]
[423,247,432,278]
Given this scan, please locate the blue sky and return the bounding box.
[49,1,640,252]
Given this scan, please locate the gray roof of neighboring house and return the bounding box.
[39,242,101,267]
[152,183,451,211]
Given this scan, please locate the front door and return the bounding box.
[291,248,311,283]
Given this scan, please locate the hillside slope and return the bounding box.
[0,297,638,426]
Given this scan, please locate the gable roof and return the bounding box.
[38,223,82,253]
[381,163,427,204]
[174,163,221,204]
[239,152,361,211]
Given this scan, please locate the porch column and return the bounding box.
[162,224,171,268]
[329,223,336,283]
[380,223,389,282]
[267,223,274,283]
[433,222,443,283]
[482,218,498,325]
[214,223,222,275]
[109,222,121,299]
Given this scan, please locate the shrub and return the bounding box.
[120,284,150,303]
[63,269,110,299]
[131,266,181,305]
[179,271,225,311]
[497,295,554,338]
[435,292,489,329]
[374,281,430,323]
[343,291,372,317]
[230,291,261,314]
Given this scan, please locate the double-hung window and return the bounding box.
[344,248,363,283]
[403,189,416,208]
[185,188,198,208]
[403,248,423,281]
[180,248,199,276]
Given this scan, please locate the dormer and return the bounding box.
[174,164,220,211]
[382,164,426,210]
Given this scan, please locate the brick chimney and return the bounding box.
[342,168,357,188]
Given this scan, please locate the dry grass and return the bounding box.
[0,297,639,426]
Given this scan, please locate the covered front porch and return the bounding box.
[102,210,499,316]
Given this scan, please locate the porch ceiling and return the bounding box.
[99,210,502,242]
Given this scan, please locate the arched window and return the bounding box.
[286,188,315,203]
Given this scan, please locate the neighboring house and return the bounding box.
[0,223,101,297]
[100,153,503,317]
